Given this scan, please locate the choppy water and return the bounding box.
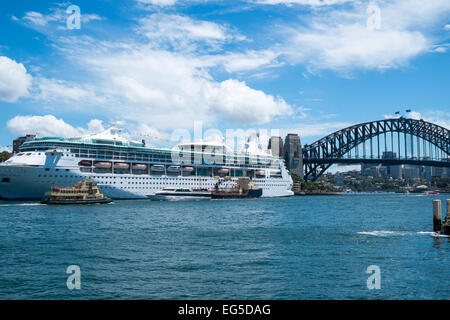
[0,193,449,299]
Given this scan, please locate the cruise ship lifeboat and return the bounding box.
[217,168,229,175]
[132,164,147,170]
[167,165,181,173]
[113,162,130,169]
[255,170,265,176]
[79,160,92,167]
[182,166,194,172]
[94,161,112,169]
[151,164,165,172]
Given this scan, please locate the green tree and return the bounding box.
[0,151,11,162]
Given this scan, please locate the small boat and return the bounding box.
[132,163,147,170]
[421,190,440,196]
[211,177,262,199]
[167,165,181,173]
[151,164,165,172]
[94,161,112,169]
[217,168,229,175]
[147,187,211,201]
[113,162,130,169]
[255,170,265,176]
[41,180,112,205]
[78,160,92,167]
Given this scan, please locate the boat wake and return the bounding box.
[417,231,450,238]
[357,230,411,237]
[0,203,43,207]
[358,230,450,238]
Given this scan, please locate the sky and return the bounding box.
[0,0,449,154]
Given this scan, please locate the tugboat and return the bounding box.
[211,177,262,199]
[41,180,112,205]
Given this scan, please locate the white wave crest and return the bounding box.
[0,203,43,207]
[357,230,411,237]
[418,231,450,238]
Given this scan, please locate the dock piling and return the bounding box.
[433,200,442,233]
[447,199,450,218]
[444,200,450,235]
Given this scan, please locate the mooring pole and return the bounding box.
[444,199,450,235]
[433,200,442,233]
[447,199,450,219]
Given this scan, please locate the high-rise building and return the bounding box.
[283,134,303,177]
[382,151,402,179]
[402,165,420,180]
[12,134,36,154]
[432,166,444,177]
[268,136,284,158]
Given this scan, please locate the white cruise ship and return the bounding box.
[0,128,294,200]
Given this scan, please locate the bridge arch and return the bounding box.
[302,117,450,180]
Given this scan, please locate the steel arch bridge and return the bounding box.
[302,117,450,181]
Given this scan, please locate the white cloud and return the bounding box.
[256,0,354,6]
[208,79,292,124]
[279,0,450,73]
[81,14,103,24]
[384,110,450,129]
[6,115,105,138]
[279,122,353,140]
[286,25,428,72]
[137,14,243,52]
[137,0,177,6]
[23,11,50,26]
[445,24,450,31]
[407,111,422,120]
[86,119,106,133]
[419,110,450,129]
[36,78,89,100]
[51,31,293,129]
[18,7,103,30]
[0,146,11,153]
[129,123,170,146]
[6,115,171,147]
[219,50,280,73]
[0,56,32,103]
[34,77,105,105]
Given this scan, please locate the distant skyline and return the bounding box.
[1,0,449,151]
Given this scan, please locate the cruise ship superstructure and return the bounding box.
[0,128,294,200]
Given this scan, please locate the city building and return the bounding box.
[381,151,402,179]
[431,166,446,177]
[268,136,284,158]
[361,163,380,177]
[283,134,303,178]
[402,165,420,180]
[12,134,36,154]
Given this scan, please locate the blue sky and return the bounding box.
[0,0,449,151]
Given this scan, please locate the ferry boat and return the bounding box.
[41,180,112,205]
[0,127,293,200]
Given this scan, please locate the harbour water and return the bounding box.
[0,193,449,299]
